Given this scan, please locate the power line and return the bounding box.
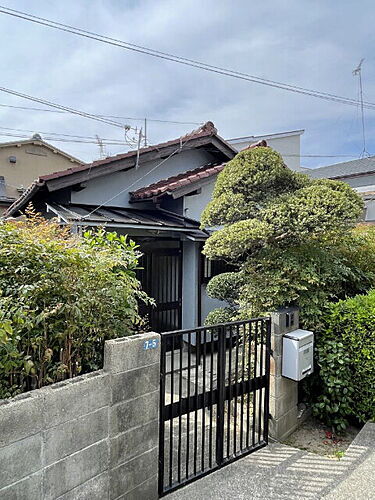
[0,125,130,143]
[0,132,134,147]
[1,6,375,111]
[0,126,363,157]
[82,134,195,219]
[284,154,361,158]
[0,102,202,125]
[0,86,137,131]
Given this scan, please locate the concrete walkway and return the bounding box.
[168,423,375,500]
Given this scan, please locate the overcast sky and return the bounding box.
[0,0,375,167]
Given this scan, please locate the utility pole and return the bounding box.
[353,59,369,158]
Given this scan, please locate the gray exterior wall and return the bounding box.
[71,149,216,208]
[200,283,227,323]
[69,147,232,330]
[183,178,216,221]
[182,241,199,329]
[0,332,160,500]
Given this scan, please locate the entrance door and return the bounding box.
[158,317,271,496]
[138,246,182,332]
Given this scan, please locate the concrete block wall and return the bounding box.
[269,307,299,441]
[0,332,160,500]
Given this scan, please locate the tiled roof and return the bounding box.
[129,139,270,201]
[309,156,375,179]
[130,163,225,201]
[38,121,225,182]
[6,121,237,217]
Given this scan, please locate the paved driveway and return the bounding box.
[168,424,375,500]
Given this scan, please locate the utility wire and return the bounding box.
[0,86,135,130]
[0,125,133,144]
[0,131,134,146]
[0,102,202,125]
[0,130,361,156]
[0,5,375,109]
[1,5,375,111]
[82,135,195,218]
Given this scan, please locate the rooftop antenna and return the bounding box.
[95,135,106,159]
[135,127,143,169]
[353,58,369,158]
[144,118,148,147]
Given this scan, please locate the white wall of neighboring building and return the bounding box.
[227,130,304,171]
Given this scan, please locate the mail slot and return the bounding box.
[282,329,314,381]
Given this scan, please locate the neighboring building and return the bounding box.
[308,156,375,222]
[0,134,83,213]
[228,129,305,171]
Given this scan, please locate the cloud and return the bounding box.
[0,0,374,166]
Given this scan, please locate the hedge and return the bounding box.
[313,290,375,431]
[0,211,150,398]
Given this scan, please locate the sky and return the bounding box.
[0,0,375,168]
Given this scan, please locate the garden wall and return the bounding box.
[0,332,160,500]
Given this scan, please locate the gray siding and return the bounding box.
[71,149,216,208]
[183,178,216,221]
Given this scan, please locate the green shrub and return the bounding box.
[204,307,235,326]
[313,290,375,431]
[206,272,245,303]
[0,212,150,398]
[201,147,366,329]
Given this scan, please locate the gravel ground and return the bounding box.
[283,416,361,459]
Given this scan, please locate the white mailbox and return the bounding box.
[282,329,314,381]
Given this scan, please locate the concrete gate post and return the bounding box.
[104,332,161,500]
[268,307,300,441]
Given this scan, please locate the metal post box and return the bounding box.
[282,329,314,381]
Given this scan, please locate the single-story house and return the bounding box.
[5,121,303,332]
[308,156,375,223]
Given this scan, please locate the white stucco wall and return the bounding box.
[228,133,302,171]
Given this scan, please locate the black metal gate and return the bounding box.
[137,246,182,332]
[158,317,271,496]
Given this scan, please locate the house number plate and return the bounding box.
[143,339,159,350]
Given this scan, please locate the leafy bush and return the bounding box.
[239,233,375,329]
[204,307,234,326]
[0,211,150,398]
[313,291,375,431]
[201,147,367,328]
[206,272,245,304]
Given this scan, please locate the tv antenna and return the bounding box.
[95,135,106,159]
[353,58,369,158]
